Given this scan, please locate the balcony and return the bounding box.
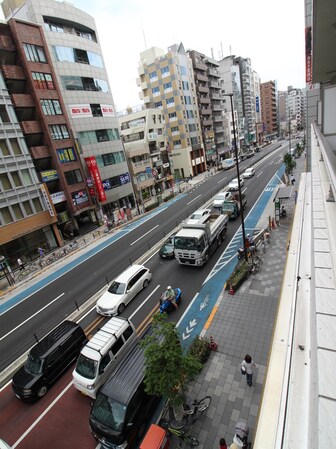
[195,73,208,82]
[213,115,223,123]
[11,93,34,108]
[195,61,207,71]
[203,119,213,126]
[126,146,149,158]
[138,63,145,75]
[2,64,26,80]
[30,145,51,159]
[209,81,220,89]
[198,85,210,94]
[198,96,210,105]
[131,159,151,174]
[208,68,219,76]
[20,120,43,135]
[201,108,211,115]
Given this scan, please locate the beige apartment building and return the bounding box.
[137,44,206,179]
[119,108,173,209]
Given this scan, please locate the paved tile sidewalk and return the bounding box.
[166,156,305,449]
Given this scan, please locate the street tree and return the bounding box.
[140,313,201,405]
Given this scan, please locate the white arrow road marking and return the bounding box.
[182,319,197,340]
[199,295,210,311]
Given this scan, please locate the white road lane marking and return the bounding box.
[130,225,159,245]
[0,293,65,342]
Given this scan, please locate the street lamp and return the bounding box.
[224,93,248,261]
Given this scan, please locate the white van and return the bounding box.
[72,317,136,398]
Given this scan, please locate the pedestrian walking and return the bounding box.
[294,190,298,205]
[219,437,228,449]
[38,247,44,258]
[241,354,256,387]
[17,257,24,271]
[290,174,295,186]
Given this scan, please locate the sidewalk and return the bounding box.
[165,156,305,449]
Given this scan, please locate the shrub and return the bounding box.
[187,336,211,366]
[226,261,250,291]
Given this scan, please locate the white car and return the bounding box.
[242,167,255,178]
[187,208,211,224]
[213,191,232,208]
[96,264,152,316]
[228,178,244,191]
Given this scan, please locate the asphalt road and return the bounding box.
[0,141,289,448]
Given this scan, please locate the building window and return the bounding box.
[10,139,22,155]
[0,206,13,224]
[101,151,125,166]
[0,173,11,190]
[152,86,160,95]
[23,43,47,63]
[184,96,191,105]
[149,71,157,79]
[182,81,189,90]
[61,76,109,93]
[32,72,55,90]
[65,169,83,185]
[12,203,24,220]
[173,139,181,147]
[161,66,169,75]
[44,20,64,32]
[166,97,174,105]
[21,169,33,186]
[22,200,33,215]
[49,124,70,140]
[0,140,10,156]
[186,110,194,118]
[154,101,162,108]
[53,46,103,68]
[40,99,62,115]
[11,171,22,187]
[0,105,10,123]
[91,104,103,117]
[163,82,172,91]
[57,147,77,163]
[32,197,43,212]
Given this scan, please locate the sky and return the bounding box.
[4,0,306,112]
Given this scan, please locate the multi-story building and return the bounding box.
[137,44,206,179]
[278,90,287,137]
[2,0,135,222]
[0,19,93,267]
[119,108,172,209]
[260,80,278,138]
[287,86,306,133]
[219,55,261,152]
[187,50,226,164]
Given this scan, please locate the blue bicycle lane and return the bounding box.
[177,165,285,350]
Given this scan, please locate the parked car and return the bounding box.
[228,178,244,191]
[242,167,255,178]
[245,150,255,158]
[187,208,211,224]
[12,321,87,401]
[213,191,232,208]
[96,264,152,316]
[159,234,176,258]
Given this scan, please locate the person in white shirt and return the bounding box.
[241,354,256,387]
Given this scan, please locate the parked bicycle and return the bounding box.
[16,262,39,281]
[167,426,199,447]
[169,396,212,429]
[247,255,263,274]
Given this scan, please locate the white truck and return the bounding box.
[174,213,229,266]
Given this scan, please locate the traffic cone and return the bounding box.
[209,336,218,351]
[229,284,235,295]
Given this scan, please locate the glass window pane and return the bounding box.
[1,206,13,224]
[12,203,24,219]
[23,200,33,215]
[32,197,43,212]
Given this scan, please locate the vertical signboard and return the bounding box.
[305,27,312,84]
[85,156,107,202]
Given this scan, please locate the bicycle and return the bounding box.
[247,255,263,274]
[167,426,199,447]
[169,396,211,429]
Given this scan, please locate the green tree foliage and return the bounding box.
[283,153,295,174]
[140,313,201,405]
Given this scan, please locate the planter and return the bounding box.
[226,261,250,292]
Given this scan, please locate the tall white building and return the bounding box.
[2,0,135,221]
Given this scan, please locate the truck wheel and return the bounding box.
[217,235,222,246]
[37,385,48,398]
[204,253,210,264]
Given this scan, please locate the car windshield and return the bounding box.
[25,353,44,375]
[75,353,98,379]
[190,213,202,220]
[91,393,126,431]
[175,236,199,250]
[223,203,235,212]
[108,281,126,295]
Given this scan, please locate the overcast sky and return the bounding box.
[7,0,307,112]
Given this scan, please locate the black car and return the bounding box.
[159,234,175,258]
[12,321,87,401]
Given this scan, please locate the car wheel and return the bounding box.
[37,385,48,398]
[117,303,125,314]
[143,279,149,288]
